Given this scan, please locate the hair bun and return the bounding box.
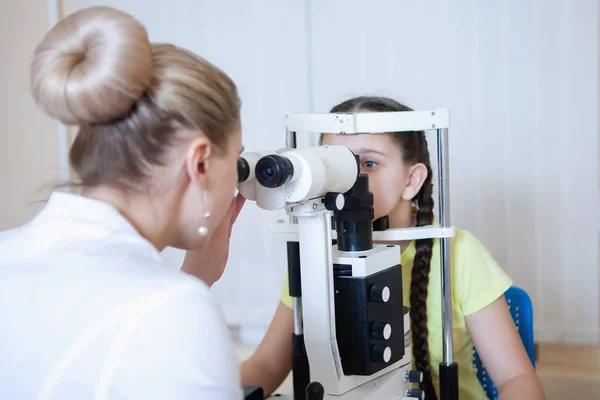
[31,6,153,125]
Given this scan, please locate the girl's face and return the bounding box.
[322,133,411,221]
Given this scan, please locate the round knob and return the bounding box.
[372,322,392,340]
[406,389,425,400]
[370,285,390,303]
[405,370,423,383]
[371,345,392,363]
[324,192,345,211]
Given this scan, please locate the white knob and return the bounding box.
[383,347,392,362]
[372,322,392,340]
[383,323,392,340]
[370,285,391,303]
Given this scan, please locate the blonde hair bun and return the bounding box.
[31,6,153,125]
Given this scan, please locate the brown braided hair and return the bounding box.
[328,96,437,399]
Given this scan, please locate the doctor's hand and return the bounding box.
[182,193,246,286]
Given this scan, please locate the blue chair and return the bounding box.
[472,286,536,400]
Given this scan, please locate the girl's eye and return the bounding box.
[362,160,378,169]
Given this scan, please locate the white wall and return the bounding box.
[0,0,64,230]
[70,0,600,345]
[307,0,600,345]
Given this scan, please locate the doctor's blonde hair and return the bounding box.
[31,6,240,188]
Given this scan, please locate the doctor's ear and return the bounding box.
[401,162,428,201]
[185,137,213,184]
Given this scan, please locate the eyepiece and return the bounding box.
[255,154,294,188]
[238,157,250,183]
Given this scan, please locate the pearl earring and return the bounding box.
[198,189,210,237]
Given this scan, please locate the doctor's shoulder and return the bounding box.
[110,254,242,398]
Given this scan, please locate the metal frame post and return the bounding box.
[437,128,458,400]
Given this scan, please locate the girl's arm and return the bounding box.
[466,296,545,400]
[241,302,294,397]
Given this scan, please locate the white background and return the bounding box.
[71,0,600,345]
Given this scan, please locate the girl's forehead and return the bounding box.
[322,133,394,152]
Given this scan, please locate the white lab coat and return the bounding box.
[0,191,242,400]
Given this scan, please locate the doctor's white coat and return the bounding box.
[0,191,242,400]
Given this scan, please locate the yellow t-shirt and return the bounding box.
[279,229,512,400]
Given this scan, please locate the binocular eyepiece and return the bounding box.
[238,154,294,188]
[236,145,360,211]
[237,157,250,183]
[237,146,375,252]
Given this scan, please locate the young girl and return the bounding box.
[241,96,545,400]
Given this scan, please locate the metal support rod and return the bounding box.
[286,133,300,330]
[294,297,303,335]
[437,128,454,364]
[287,239,304,335]
[287,130,299,225]
[288,239,310,398]
[287,130,297,149]
[286,134,306,398]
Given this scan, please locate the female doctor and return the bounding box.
[0,6,246,400]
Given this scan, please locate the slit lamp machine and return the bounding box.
[237,109,457,400]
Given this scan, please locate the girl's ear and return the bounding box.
[185,137,213,186]
[401,163,428,201]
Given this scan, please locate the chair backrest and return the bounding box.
[472,286,536,400]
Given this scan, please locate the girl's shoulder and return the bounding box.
[426,228,491,262]
[439,228,497,263]
[449,228,484,252]
[444,228,513,315]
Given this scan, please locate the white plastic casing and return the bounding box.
[332,245,401,277]
[237,151,287,210]
[282,145,358,203]
[285,109,450,134]
[237,145,358,210]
